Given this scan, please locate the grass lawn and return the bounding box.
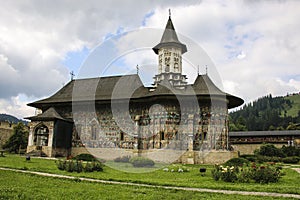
[0,154,300,195]
[0,170,296,200]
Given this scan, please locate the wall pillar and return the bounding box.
[47,121,54,147]
[187,114,194,151]
[27,124,34,146]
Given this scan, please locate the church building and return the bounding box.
[26,14,243,164]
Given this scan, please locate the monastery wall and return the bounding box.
[231,143,284,155]
[70,103,229,152]
[0,122,15,147]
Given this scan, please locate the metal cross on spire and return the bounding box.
[70,71,75,80]
[205,65,208,75]
[136,64,139,75]
[169,9,171,17]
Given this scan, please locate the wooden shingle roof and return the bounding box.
[152,16,187,54]
[229,130,300,137]
[28,74,243,109]
[26,107,71,122]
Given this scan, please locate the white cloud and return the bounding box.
[0,0,300,118]
[0,95,35,119]
[140,1,300,104]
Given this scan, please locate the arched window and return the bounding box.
[74,124,81,140]
[165,65,169,72]
[161,131,165,140]
[120,132,124,141]
[34,124,49,146]
[91,124,97,140]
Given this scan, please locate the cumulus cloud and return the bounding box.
[0,0,299,118]
[0,0,199,118]
[125,1,300,104]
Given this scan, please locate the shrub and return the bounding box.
[211,163,283,184]
[282,156,300,164]
[282,146,300,157]
[257,155,283,163]
[220,166,238,182]
[91,161,103,172]
[211,165,237,182]
[224,157,249,167]
[56,160,66,170]
[211,166,221,181]
[129,157,155,168]
[84,162,94,172]
[73,154,96,162]
[66,160,75,172]
[239,154,257,162]
[56,159,103,173]
[255,144,285,157]
[237,168,252,183]
[74,160,83,173]
[114,155,131,163]
[251,165,281,184]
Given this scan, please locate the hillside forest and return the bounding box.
[229,93,300,131]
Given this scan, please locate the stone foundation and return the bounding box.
[70,147,90,157]
[180,150,238,164]
[70,147,237,164]
[27,145,70,157]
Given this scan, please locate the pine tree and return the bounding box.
[3,122,29,153]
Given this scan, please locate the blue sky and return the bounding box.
[62,46,90,77]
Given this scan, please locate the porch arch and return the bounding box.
[33,124,49,146]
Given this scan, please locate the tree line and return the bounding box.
[229,94,300,131]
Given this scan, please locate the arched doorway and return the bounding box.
[34,124,49,147]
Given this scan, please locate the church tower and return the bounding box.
[153,12,188,88]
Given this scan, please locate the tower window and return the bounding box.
[120,132,124,141]
[174,63,179,72]
[165,65,169,72]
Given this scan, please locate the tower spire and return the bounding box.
[152,13,187,54]
[152,11,188,88]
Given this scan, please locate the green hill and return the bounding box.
[283,94,300,118]
[229,93,300,131]
[0,114,27,124]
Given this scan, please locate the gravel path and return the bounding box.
[292,168,300,174]
[1,167,300,199]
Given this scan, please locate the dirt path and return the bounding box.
[1,167,300,199]
[292,168,300,174]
